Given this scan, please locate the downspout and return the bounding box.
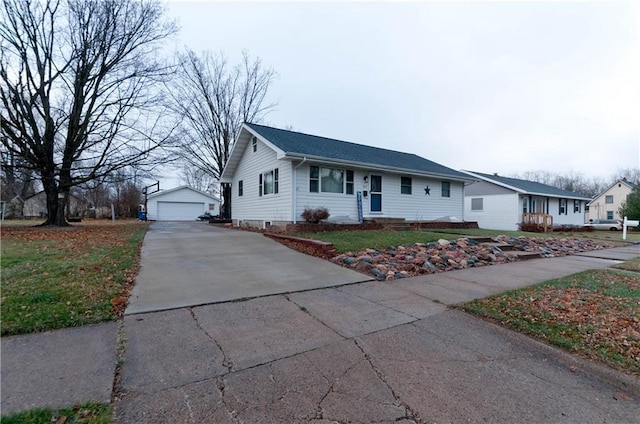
[292,158,307,224]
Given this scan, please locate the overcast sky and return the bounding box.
[165,0,639,181]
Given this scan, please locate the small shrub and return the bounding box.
[518,222,545,233]
[301,207,329,224]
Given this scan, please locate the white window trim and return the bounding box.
[309,165,353,195]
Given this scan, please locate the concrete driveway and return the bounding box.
[126,222,371,314]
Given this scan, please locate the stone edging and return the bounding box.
[264,233,337,258]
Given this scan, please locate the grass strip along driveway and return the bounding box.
[1,221,148,336]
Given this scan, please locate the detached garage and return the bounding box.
[146,186,220,221]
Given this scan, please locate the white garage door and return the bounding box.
[157,201,204,221]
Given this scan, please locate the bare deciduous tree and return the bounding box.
[512,170,604,198]
[0,0,178,226]
[167,50,277,218]
[178,165,219,195]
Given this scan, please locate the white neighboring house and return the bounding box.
[220,123,474,228]
[586,178,638,222]
[462,171,591,231]
[23,191,86,218]
[146,186,219,221]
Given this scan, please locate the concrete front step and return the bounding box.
[483,242,516,252]
[467,236,495,243]
[506,251,544,260]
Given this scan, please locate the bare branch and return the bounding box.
[0,0,177,225]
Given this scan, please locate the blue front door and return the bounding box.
[370,175,382,212]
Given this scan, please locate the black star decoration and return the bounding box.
[424,186,431,195]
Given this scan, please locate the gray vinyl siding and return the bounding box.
[464,192,586,230]
[294,165,363,221]
[231,138,292,223]
[378,174,464,220]
[464,193,520,231]
[547,197,586,226]
[294,165,465,222]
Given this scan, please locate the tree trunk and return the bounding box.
[41,172,69,227]
[222,183,232,219]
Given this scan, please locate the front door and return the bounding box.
[370,175,382,212]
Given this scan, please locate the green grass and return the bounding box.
[1,402,110,424]
[292,228,568,253]
[460,267,640,375]
[614,257,640,272]
[1,223,147,336]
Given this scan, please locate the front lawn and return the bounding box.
[461,267,640,376]
[1,221,147,336]
[290,228,619,254]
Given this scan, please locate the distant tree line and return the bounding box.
[511,168,640,198]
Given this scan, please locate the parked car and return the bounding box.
[197,212,216,221]
[583,219,622,231]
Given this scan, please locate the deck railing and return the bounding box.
[522,213,553,233]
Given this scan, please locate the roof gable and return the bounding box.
[222,123,472,182]
[463,171,591,200]
[589,179,638,205]
[147,185,219,201]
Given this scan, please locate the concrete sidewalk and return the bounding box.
[1,244,639,421]
[113,245,640,423]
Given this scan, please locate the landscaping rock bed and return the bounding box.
[331,236,615,281]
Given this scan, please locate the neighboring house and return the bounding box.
[462,171,591,231]
[220,123,474,228]
[146,185,219,221]
[23,191,86,218]
[586,178,638,222]
[2,195,24,218]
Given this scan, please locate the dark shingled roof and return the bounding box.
[469,171,590,199]
[246,123,469,180]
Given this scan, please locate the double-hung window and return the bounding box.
[559,198,567,214]
[401,177,412,195]
[441,181,450,198]
[346,170,354,195]
[259,168,278,196]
